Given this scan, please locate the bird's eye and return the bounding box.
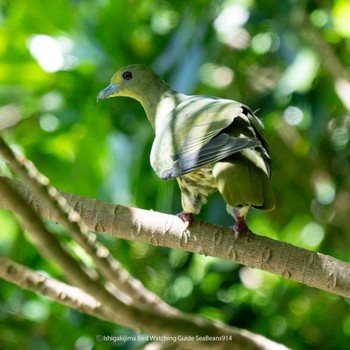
[122,71,133,80]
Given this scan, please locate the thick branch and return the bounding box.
[0,177,289,350]
[0,136,291,349]
[1,177,349,298]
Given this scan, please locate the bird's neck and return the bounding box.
[138,84,175,130]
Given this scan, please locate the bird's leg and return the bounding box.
[177,178,204,230]
[233,208,250,233]
[227,206,251,239]
[177,211,195,230]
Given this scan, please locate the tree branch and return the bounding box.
[0,256,108,321]
[0,176,142,330]
[0,135,174,316]
[0,160,288,349]
[0,256,289,350]
[1,176,349,298]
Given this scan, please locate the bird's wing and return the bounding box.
[161,133,260,179]
[153,95,262,180]
[169,95,243,157]
[241,106,272,178]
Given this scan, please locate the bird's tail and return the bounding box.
[213,155,275,211]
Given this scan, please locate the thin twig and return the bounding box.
[0,256,109,322]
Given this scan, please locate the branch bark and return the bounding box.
[0,135,172,315]
[1,176,349,298]
[0,134,293,349]
[0,176,291,350]
[0,256,106,321]
[0,258,289,350]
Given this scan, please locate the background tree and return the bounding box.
[0,0,349,349]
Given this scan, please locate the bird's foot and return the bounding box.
[233,209,251,241]
[177,211,195,230]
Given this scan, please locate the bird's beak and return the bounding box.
[97,83,120,101]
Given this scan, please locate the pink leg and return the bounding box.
[177,211,195,229]
[233,208,251,236]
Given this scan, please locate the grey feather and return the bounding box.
[161,134,260,179]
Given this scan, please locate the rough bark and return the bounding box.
[1,176,349,299]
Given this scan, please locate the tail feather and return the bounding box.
[213,155,274,211]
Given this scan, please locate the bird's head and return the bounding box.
[97,64,166,103]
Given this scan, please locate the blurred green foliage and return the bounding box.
[0,0,350,349]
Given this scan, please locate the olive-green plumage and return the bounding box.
[97,64,274,232]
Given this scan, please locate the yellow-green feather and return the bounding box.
[213,155,274,211]
[98,64,275,219]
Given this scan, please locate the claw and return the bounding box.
[177,211,194,230]
[233,208,251,240]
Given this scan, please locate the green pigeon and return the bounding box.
[97,64,274,233]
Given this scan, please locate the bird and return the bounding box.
[97,64,274,234]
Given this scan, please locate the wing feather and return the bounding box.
[151,94,269,180]
[161,134,260,179]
